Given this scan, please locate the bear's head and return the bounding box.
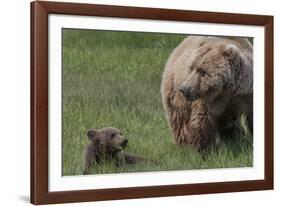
[178,42,241,102]
[87,127,128,153]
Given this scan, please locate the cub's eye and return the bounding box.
[110,133,115,139]
[120,132,123,136]
[198,68,208,76]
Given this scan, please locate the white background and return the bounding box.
[0,0,280,205]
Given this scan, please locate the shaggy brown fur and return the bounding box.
[161,36,253,152]
[83,127,144,174]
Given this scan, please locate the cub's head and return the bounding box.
[179,42,241,101]
[87,127,128,153]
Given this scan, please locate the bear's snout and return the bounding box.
[121,139,128,148]
[179,85,199,101]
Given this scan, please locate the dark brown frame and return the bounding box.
[31,0,274,204]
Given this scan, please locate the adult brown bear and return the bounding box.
[161,36,253,152]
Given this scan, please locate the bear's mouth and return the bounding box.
[120,139,128,148]
[114,139,128,152]
[179,87,201,101]
[181,92,200,101]
[184,94,199,101]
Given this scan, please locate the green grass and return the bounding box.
[62,29,253,176]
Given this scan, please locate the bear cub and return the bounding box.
[83,127,144,174]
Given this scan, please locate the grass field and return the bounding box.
[62,29,253,176]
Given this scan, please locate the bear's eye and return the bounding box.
[110,133,115,139]
[198,68,208,76]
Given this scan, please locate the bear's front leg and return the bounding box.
[186,100,217,153]
[246,113,253,134]
[115,151,126,167]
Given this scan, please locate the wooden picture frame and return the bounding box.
[31,1,274,204]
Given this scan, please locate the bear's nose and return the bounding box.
[179,86,192,97]
[121,139,128,148]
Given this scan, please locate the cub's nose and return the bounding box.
[121,139,128,148]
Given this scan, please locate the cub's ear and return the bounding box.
[222,44,240,59]
[87,128,98,141]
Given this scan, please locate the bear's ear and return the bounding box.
[222,44,240,59]
[87,128,98,141]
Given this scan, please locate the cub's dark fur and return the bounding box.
[83,127,144,174]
